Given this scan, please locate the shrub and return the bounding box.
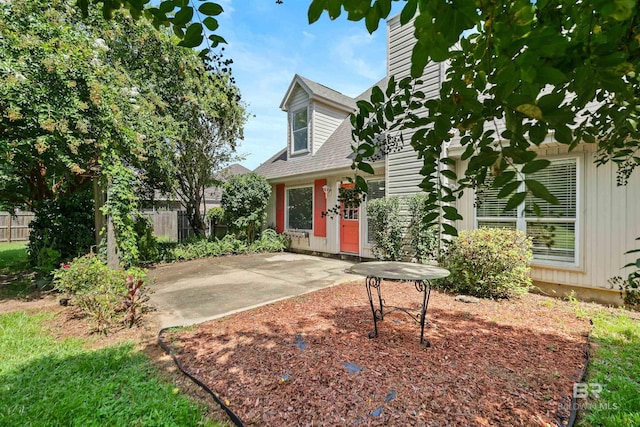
[134,215,158,264]
[366,197,404,261]
[221,173,271,243]
[441,228,532,299]
[206,206,225,224]
[28,190,95,274]
[250,228,288,252]
[407,194,439,262]
[53,253,149,333]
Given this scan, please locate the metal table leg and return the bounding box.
[415,280,431,347]
[365,276,382,339]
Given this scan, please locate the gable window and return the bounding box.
[476,157,578,265]
[287,186,313,230]
[365,179,386,244]
[292,108,308,153]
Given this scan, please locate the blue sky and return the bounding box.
[213,1,399,170]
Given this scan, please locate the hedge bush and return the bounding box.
[441,228,532,299]
[366,197,404,261]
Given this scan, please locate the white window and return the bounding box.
[476,157,578,265]
[291,108,308,153]
[365,179,386,244]
[286,186,312,230]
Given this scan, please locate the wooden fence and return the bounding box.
[0,212,35,243]
[141,210,226,242]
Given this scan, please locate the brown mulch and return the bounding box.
[164,281,591,427]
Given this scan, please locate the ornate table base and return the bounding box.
[365,276,432,346]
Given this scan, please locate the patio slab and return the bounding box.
[147,252,357,328]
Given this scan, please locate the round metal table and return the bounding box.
[347,261,450,346]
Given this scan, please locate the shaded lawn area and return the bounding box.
[166,281,591,426]
[0,311,217,427]
[0,242,28,275]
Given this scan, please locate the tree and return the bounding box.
[0,0,244,266]
[221,174,271,243]
[308,0,640,283]
[102,12,246,237]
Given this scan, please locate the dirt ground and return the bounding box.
[164,280,592,427]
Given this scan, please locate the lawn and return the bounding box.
[577,309,640,426]
[0,242,28,275]
[0,310,219,427]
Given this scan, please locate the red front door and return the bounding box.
[340,184,359,254]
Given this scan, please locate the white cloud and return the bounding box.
[334,32,386,81]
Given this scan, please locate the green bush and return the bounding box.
[441,228,532,299]
[53,253,149,333]
[134,215,158,264]
[366,197,404,261]
[221,173,271,243]
[407,194,439,262]
[28,190,95,274]
[250,228,288,252]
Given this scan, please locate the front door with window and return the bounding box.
[340,184,359,253]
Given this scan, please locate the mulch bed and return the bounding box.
[165,281,591,426]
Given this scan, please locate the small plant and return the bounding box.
[441,228,532,299]
[120,276,150,328]
[366,197,404,261]
[609,275,640,309]
[250,228,288,252]
[53,253,149,333]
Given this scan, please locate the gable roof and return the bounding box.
[255,77,389,181]
[279,74,357,112]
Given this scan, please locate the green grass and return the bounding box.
[0,242,29,275]
[0,311,218,426]
[578,309,640,426]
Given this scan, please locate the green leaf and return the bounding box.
[308,0,327,23]
[202,17,219,31]
[178,23,203,47]
[525,179,559,204]
[521,159,550,174]
[159,1,175,14]
[208,34,227,47]
[198,2,223,16]
[554,125,572,144]
[443,206,463,221]
[497,181,521,199]
[400,0,417,25]
[505,192,527,211]
[442,223,459,236]
[515,104,543,120]
[357,162,375,175]
[173,6,193,27]
[440,169,457,180]
[371,85,384,104]
[365,5,381,33]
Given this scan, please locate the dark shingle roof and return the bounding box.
[256,76,388,181]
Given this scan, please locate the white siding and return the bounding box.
[311,101,349,154]
[455,143,640,290]
[386,17,444,200]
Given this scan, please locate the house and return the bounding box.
[254,15,640,305]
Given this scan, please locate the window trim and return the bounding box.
[285,185,314,232]
[474,155,582,268]
[290,107,309,155]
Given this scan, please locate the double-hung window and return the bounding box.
[286,186,313,230]
[291,108,308,153]
[476,157,578,265]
